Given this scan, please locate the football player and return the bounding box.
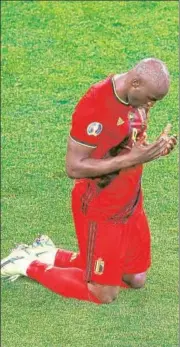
[1,58,177,304]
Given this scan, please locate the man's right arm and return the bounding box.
[65,136,170,179]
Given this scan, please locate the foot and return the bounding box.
[12,235,55,256]
[32,235,56,251]
[1,245,37,282]
[15,235,57,265]
[31,235,57,264]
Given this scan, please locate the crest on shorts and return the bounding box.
[94,258,105,275]
[87,122,103,137]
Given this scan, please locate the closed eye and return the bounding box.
[149,97,157,102]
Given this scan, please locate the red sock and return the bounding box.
[54,250,83,269]
[27,261,101,304]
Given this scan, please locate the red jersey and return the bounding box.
[70,75,147,155]
[70,75,148,222]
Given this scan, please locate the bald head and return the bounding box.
[121,57,170,108]
[133,58,170,96]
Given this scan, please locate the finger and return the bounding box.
[169,136,177,145]
[150,136,176,158]
[143,141,149,146]
[166,143,172,150]
[138,136,145,145]
[167,139,174,146]
[159,124,172,141]
[153,137,169,151]
[154,146,170,158]
[154,145,169,157]
[139,132,147,142]
[162,143,176,156]
[161,148,171,156]
[162,123,172,136]
[167,138,177,150]
[154,136,171,152]
[146,151,165,162]
[148,141,168,158]
[167,143,176,152]
[150,137,167,149]
[138,137,166,152]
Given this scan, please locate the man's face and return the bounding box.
[127,78,167,109]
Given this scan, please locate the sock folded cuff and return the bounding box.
[26,260,47,278]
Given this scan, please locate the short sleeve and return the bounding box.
[70,87,103,148]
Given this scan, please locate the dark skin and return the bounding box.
[66,60,177,303]
[66,133,176,179]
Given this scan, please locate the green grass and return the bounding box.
[2,1,178,347]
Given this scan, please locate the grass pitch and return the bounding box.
[2,1,178,347]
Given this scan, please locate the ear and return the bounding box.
[131,78,140,88]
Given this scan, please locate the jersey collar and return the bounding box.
[111,76,129,106]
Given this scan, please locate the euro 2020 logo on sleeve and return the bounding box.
[87,122,103,137]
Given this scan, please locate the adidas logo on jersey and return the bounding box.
[117,117,124,126]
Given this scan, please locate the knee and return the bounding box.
[130,272,146,289]
[88,283,119,304]
[123,272,146,289]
